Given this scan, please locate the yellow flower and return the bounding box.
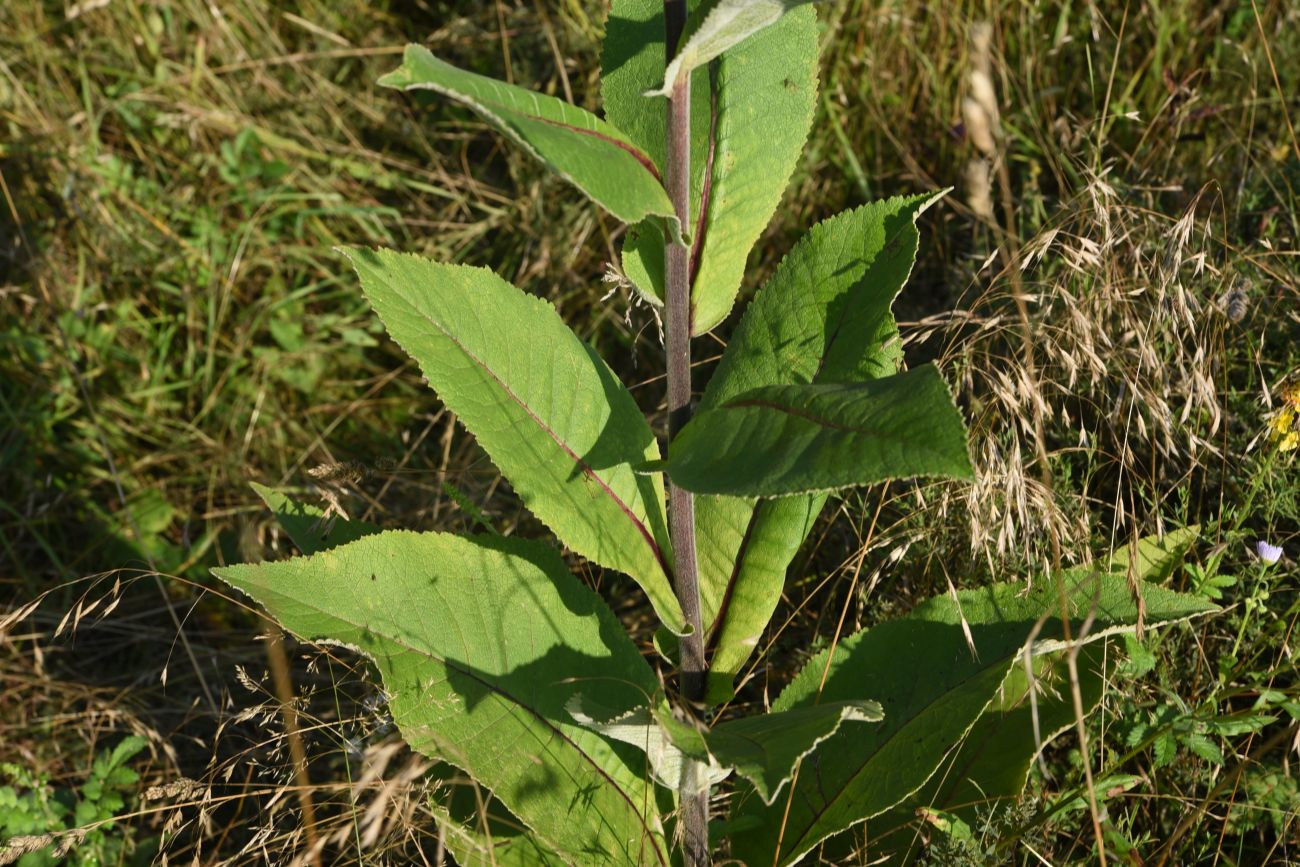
[1269,375,1300,451]
[1283,376,1300,409]
[1274,402,1298,452]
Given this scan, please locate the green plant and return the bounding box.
[0,737,153,867]
[215,3,1218,864]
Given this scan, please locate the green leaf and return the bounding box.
[428,808,567,867]
[700,193,941,401]
[729,554,1217,866]
[866,642,1111,864]
[342,248,685,634]
[1207,713,1276,738]
[379,45,678,239]
[1051,773,1144,816]
[603,0,818,333]
[700,700,882,804]
[1182,733,1225,764]
[697,495,824,703]
[250,482,380,555]
[1104,524,1199,583]
[1153,731,1177,768]
[664,366,974,497]
[693,194,943,702]
[648,0,823,98]
[214,531,670,867]
[101,736,148,775]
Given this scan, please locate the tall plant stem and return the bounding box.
[664,1,709,864]
[664,8,704,699]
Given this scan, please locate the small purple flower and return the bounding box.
[1254,540,1283,564]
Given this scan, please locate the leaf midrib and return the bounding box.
[723,394,870,433]
[688,66,721,332]
[775,653,1015,863]
[397,75,664,187]
[531,115,664,183]
[386,284,673,583]
[714,386,959,482]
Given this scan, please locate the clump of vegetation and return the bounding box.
[0,737,153,865]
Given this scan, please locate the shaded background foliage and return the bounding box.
[1,0,1298,862]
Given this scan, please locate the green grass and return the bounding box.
[2,0,1298,862]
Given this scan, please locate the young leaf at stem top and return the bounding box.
[647,0,826,99]
[602,0,818,333]
[380,45,682,243]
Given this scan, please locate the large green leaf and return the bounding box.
[214,531,669,866]
[602,0,818,333]
[699,193,941,400]
[661,367,973,497]
[694,194,942,702]
[379,45,678,239]
[697,494,824,704]
[250,482,380,555]
[729,550,1217,866]
[343,248,685,633]
[866,642,1112,864]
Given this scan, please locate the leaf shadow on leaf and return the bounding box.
[741,254,869,390]
[815,209,918,381]
[435,644,659,858]
[602,13,667,105]
[404,537,649,697]
[569,343,671,565]
[377,534,660,784]
[432,770,568,864]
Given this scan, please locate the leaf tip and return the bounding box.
[633,458,668,475]
[843,700,885,723]
[376,43,426,90]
